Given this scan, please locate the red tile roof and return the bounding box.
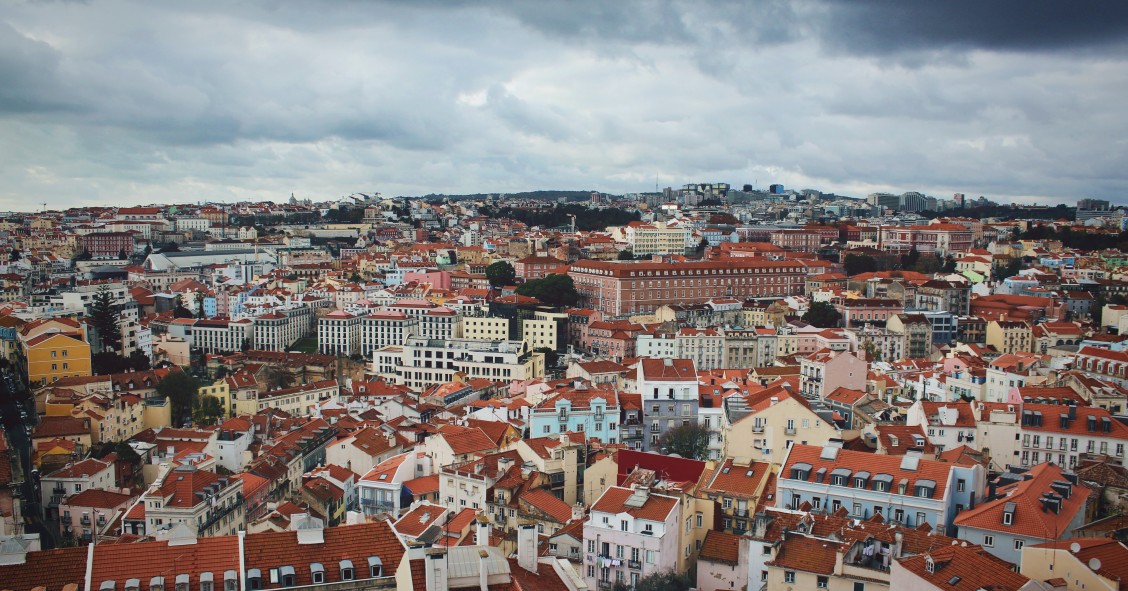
[591,486,678,522]
[520,488,574,524]
[895,544,1030,591]
[0,546,88,591]
[436,425,498,456]
[1030,538,1128,584]
[781,444,954,500]
[90,535,240,591]
[640,358,697,381]
[242,520,404,587]
[766,533,846,575]
[699,530,741,565]
[394,503,448,537]
[954,463,1090,539]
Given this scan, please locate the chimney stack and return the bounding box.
[424,548,449,591]
[517,522,538,574]
[475,515,490,546]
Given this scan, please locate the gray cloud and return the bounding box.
[0,0,1125,209]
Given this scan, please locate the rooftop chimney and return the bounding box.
[424,548,448,591]
[475,515,490,547]
[517,522,538,574]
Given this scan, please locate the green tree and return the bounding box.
[995,258,1024,280]
[194,291,207,319]
[193,395,226,426]
[861,339,881,362]
[535,347,559,368]
[128,349,152,371]
[843,254,877,275]
[156,370,201,427]
[801,301,842,328]
[91,285,122,353]
[657,422,710,460]
[901,247,921,269]
[515,274,580,307]
[940,255,957,273]
[613,571,692,591]
[617,249,636,260]
[349,272,363,283]
[9,248,20,262]
[485,261,516,287]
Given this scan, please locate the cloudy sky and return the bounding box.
[2,0,1127,209]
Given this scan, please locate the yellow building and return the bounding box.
[462,317,510,341]
[198,377,232,417]
[25,332,92,387]
[524,312,565,351]
[986,319,1032,355]
[723,387,845,466]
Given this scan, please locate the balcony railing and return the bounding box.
[80,516,91,525]
[784,427,796,435]
[752,425,764,433]
[627,560,642,570]
[199,494,244,532]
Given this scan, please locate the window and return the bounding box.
[1014,540,1024,551]
[339,560,354,581]
[246,571,262,591]
[1003,512,1013,526]
[983,535,994,547]
[763,545,772,556]
[817,576,829,589]
[310,564,324,584]
[784,572,796,584]
[368,556,383,577]
[956,480,965,493]
[279,566,295,587]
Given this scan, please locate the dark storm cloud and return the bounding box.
[815,0,1128,55]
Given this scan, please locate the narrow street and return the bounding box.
[1,370,55,548]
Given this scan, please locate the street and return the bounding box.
[1,369,55,548]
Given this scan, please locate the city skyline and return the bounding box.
[2,1,1127,208]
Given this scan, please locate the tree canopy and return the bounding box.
[657,422,710,460]
[156,370,201,427]
[801,301,842,328]
[485,261,516,287]
[515,274,580,308]
[843,254,877,276]
[90,285,122,354]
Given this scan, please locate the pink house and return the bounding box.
[58,488,134,544]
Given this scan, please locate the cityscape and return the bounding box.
[0,189,1126,591]
[3,2,1128,591]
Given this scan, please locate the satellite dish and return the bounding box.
[1090,557,1102,571]
[1070,542,1081,554]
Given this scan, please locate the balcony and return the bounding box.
[199,494,244,532]
[627,560,642,570]
[598,582,614,591]
[752,425,764,433]
[80,515,91,526]
[784,427,796,435]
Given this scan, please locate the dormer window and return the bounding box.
[246,569,262,591]
[914,479,936,498]
[339,560,355,581]
[279,566,296,587]
[368,556,383,577]
[124,579,139,591]
[223,571,237,591]
[1002,502,1016,526]
[310,563,325,584]
[151,577,165,591]
[199,573,213,591]
[925,557,935,574]
[176,574,190,591]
